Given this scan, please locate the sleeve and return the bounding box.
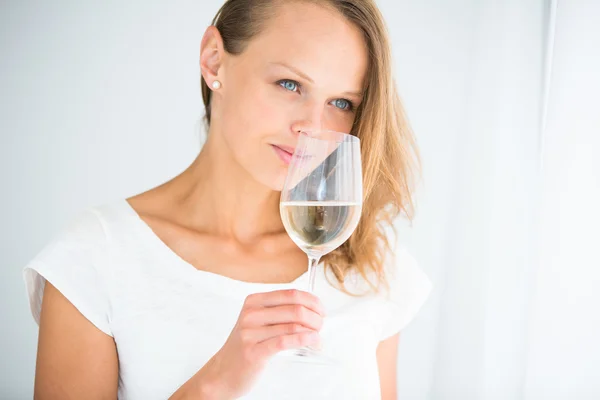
[378,246,432,340]
[23,208,113,336]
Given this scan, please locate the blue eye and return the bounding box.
[279,80,299,92]
[332,98,352,111]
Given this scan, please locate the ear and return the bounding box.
[200,26,225,88]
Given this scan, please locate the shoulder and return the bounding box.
[39,200,131,251]
[382,245,432,302]
[23,199,133,336]
[376,241,432,339]
[327,241,432,340]
[341,235,432,301]
[30,206,109,266]
[343,232,433,340]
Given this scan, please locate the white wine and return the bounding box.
[280,201,362,256]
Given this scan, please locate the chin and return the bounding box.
[254,169,287,192]
[267,175,286,192]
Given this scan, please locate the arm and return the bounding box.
[34,282,119,400]
[377,332,400,400]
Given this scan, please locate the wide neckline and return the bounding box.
[119,198,318,295]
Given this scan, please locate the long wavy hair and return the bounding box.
[201,0,420,293]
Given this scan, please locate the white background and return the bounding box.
[2,1,598,399]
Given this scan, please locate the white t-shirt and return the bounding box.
[24,199,432,399]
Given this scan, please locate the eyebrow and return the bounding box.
[268,61,363,99]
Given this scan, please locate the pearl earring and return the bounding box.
[211,80,221,90]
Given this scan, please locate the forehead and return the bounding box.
[241,1,369,90]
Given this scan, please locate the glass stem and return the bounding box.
[307,256,321,293]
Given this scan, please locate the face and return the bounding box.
[201,1,368,190]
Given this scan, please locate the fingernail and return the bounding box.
[320,303,327,316]
[310,333,322,350]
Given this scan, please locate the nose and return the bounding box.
[290,99,326,136]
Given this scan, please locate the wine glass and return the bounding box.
[279,130,363,362]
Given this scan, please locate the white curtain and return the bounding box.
[524,1,600,399]
[394,0,600,399]
[427,0,543,398]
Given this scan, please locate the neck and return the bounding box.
[165,132,284,243]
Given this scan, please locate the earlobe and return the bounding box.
[200,26,225,89]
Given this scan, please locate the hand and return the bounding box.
[194,289,325,399]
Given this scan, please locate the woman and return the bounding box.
[24,0,431,399]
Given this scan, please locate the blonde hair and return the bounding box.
[202,0,420,292]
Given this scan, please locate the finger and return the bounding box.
[244,289,325,316]
[242,305,323,331]
[243,323,314,344]
[256,332,321,359]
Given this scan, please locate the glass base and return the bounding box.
[280,346,336,365]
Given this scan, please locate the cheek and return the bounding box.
[223,84,289,137]
[217,84,290,189]
[251,86,293,128]
[323,110,356,134]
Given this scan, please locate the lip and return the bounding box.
[271,144,294,165]
[271,144,316,165]
[274,144,295,154]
